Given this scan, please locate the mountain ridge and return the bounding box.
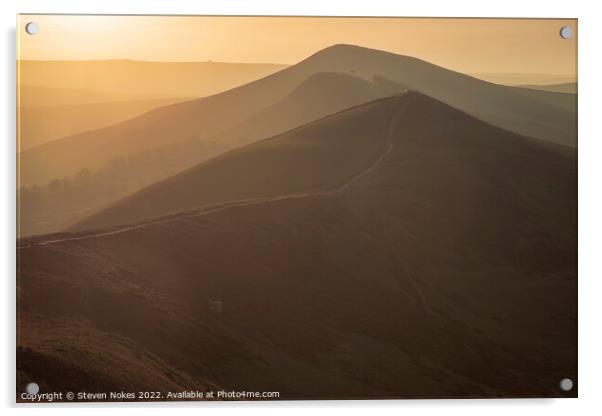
[66,90,574,234]
[19,44,576,188]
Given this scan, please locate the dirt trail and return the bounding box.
[18,100,408,250]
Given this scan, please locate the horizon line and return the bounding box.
[16,59,576,78]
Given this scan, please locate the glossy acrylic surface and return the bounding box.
[16,15,577,401]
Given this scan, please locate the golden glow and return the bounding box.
[18,15,576,78]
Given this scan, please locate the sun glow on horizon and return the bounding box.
[18,15,577,79]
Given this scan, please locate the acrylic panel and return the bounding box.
[16,15,577,402]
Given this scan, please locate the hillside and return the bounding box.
[70,91,402,232]
[18,92,576,399]
[19,60,287,99]
[518,82,577,94]
[19,98,191,151]
[208,72,405,149]
[18,72,403,237]
[19,44,576,188]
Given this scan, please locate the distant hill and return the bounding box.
[18,72,404,237]
[510,87,576,113]
[18,84,171,106]
[19,44,577,189]
[69,92,403,232]
[517,82,577,94]
[71,90,576,233]
[19,97,192,151]
[19,60,287,99]
[470,72,576,86]
[208,72,406,149]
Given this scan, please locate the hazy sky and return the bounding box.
[18,15,577,76]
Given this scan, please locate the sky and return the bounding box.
[17,15,577,77]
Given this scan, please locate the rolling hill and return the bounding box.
[19,60,287,99]
[19,98,191,151]
[18,92,577,399]
[69,90,402,232]
[18,72,405,237]
[18,84,172,106]
[509,87,576,113]
[470,73,576,86]
[18,60,287,151]
[518,82,578,94]
[187,72,406,154]
[19,44,576,189]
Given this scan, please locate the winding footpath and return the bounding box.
[18,100,408,250]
